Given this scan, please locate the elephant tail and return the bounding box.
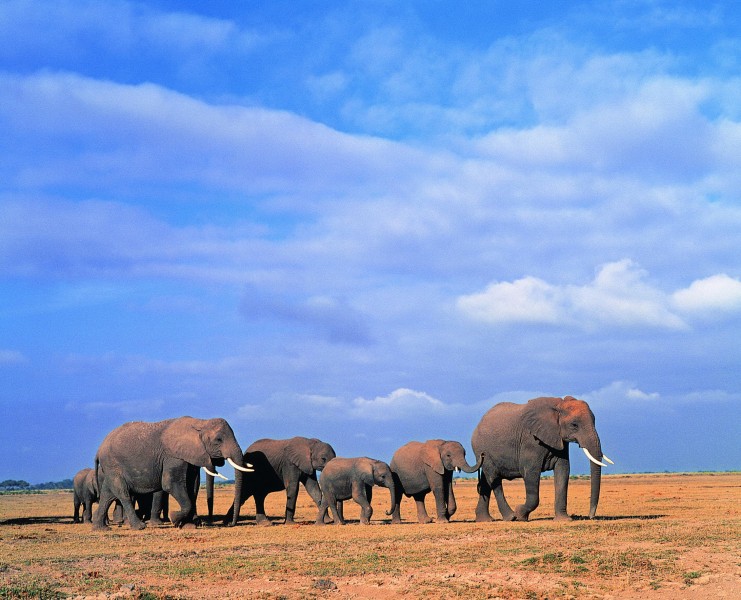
[93,455,100,496]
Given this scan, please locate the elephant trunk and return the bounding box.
[225,445,246,527]
[459,452,485,474]
[385,478,397,517]
[586,434,602,519]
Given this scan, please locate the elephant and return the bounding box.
[471,396,614,522]
[92,416,252,530]
[390,440,483,524]
[315,457,396,525]
[214,436,336,526]
[73,468,98,523]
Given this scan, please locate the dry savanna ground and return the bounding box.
[0,473,739,599]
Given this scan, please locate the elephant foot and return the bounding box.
[554,513,573,522]
[390,517,402,525]
[474,513,493,523]
[179,522,197,530]
[130,519,147,530]
[256,518,273,527]
[149,518,167,527]
[435,517,450,524]
[92,522,111,532]
[513,508,530,522]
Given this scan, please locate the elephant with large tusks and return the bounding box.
[390,440,483,524]
[315,457,396,525]
[472,396,614,522]
[92,416,253,530]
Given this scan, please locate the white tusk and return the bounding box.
[202,467,227,480]
[455,467,461,472]
[602,454,615,465]
[228,457,254,473]
[582,447,609,468]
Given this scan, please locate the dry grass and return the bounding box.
[1,473,739,599]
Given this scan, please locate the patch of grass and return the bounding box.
[0,575,66,599]
[683,570,702,585]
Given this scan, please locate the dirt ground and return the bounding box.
[1,472,739,599]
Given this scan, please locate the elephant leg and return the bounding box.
[475,472,494,522]
[254,493,272,527]
[93,489,118,531]
[148,491,167,526]
[83,500,94,524]
[432,481,450,523]
[73,496,81,523]
[354,483,373,524]
[413,492,433,524]
[167,484,195,528]
[110,500,124,525]
[336,500,345,523]
[553,459,572,521]
[284,482,300,524]
[514,471,541,521]
[446,479,457,519]
[489,476,515,521]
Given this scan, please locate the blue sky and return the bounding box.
[1,1,740,484]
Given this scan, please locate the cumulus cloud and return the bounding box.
[349,388,450,422]
[457,259,741,330]
[672,274,741,315]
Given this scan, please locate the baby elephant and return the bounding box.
[316,457,397,525]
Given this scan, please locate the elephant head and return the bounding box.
[161,417,251,477]
[360,459,397,516]
[424,440,483,475]
[287,437,336,474]
[522,396,611,518]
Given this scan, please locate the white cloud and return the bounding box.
[457,259,693,330]
[672,274,741,316]
[582,381,661,407]
[350,388,449,422]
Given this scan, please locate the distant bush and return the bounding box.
[0,478,74,492]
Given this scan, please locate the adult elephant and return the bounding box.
[216,437,336,526]
[390,440,483,524]
[92,416,252,530]
[315,457,396,525]
[472,396,613,522]
[73,467,98,523]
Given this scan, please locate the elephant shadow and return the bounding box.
[1,516,71,525]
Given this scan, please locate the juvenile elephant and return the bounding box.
[93,416,252,530]
[315,457,396,525]
[472,396,614,522]
[73,467,98,523]
[216,436,336,526]
[390,440,483,524]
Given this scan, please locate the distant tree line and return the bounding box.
[0,478,74,491]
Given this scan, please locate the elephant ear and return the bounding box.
[522,398,564,450]
[422,442,445,475]
[287,438,314,474]
[162,418,211,467]
[358,459,375,486]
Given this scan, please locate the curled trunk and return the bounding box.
[385,478,397,516]
[459,452,485,474]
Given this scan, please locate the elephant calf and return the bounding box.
[73,467,98,524]
[316,457,396,525]
[390,440,483,524]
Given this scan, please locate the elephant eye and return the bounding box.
[569,422,578,430]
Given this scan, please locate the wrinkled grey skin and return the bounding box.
[93,416,244,530]
[315,457,396,525]
[73,468,98,523]
[390,440,483,524]
[213,436,336,526]
[472,396,605,522]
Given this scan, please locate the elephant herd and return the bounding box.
[73,396,613,530]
